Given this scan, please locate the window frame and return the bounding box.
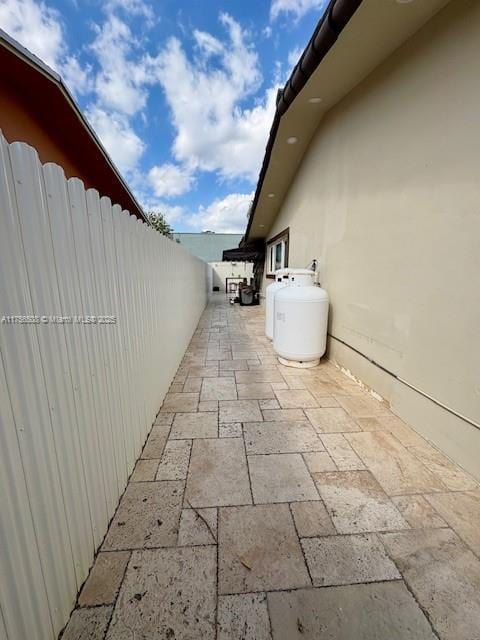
[265,228,289,279]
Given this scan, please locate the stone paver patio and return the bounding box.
[62,294,480,640]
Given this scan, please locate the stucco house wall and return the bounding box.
[264,0,480,477]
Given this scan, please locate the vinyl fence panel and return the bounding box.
[0,133,208,640]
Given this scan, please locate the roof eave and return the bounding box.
[244,0,363,242]
[0,28,149,225]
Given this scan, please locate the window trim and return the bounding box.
[265,227,289,279]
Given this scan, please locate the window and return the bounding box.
[266,228,289,278]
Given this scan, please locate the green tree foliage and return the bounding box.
[147,211,173,238]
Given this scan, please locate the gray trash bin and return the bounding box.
[239,286,255,306]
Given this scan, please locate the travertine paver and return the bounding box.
[302,451,337,472]
[219,399,262,423]
[185,365,219,377]
[208,351,231,361]
[271,381,288,390]
[217,593,272,640]
[218,504,311,594]
[79,552,130,606]
[248,454,320,503]
[185,438,251,507]
[106,547,216,639]
[261,408,304,420]
[62,606,113,640]
[156,439,192,480]
[392,494,447,529]
[355,415,427,446]
[219,422,243,437]
[425,490,480,554]
[201,377,237,400]
[382,528,480,640]
[301,534,400,586]
[170,411,218,439]
[130,458,159,481]
[198,400,218,412]
[321,433,365,470]
[102,481,183,550]
[305,407,359,433]
[305,379,344,395]
[63,295,480,640]
[235,370,284,383]
[259,398,281,410]
[267,582,436,639]
[283,374,307,389]
[160,392,199,412]
[237,382,275,399]
[314,470,408,533]
[244,421,324,454]
[309,393,341,407]
[232,351,260,360]
[290,500,336,537]
[178,508,217,545]
[336,394,390,417]
[410,445,479,491]
[220,359,248,370]
[183,377,202,392]
[346,431,445,495]
[154,412,174,426]
[141,425,169,459]
[274,389,319,409]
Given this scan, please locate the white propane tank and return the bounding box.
[265,268,289,340]
[273,268,329,367]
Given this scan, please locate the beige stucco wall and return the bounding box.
[265,0,480,477]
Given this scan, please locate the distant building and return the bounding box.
[172,231,242,262]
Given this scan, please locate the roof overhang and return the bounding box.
[0,29,148,223]
[222,240,265,262]
[246,0,451,240]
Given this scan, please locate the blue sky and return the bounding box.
[0,0,328,231]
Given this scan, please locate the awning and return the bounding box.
[222,240,264,263]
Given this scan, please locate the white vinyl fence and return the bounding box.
[0,133,208,640]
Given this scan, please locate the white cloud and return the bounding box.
[90,14,151,116]
[270,0,328,21]
[153,13,278,182]
[0,2,277,227]
[0,0,63,68]
[288,46,303,69]
[139,192,253,233]
[140,199,185,224]
[158,203,184,224]
[148,163,194,198]
[85,105,145,174]
[62,55,93,95]
[193,30,223,58]
[105,0,155,24]
[0,0,90,96]
[188,192,253,233]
